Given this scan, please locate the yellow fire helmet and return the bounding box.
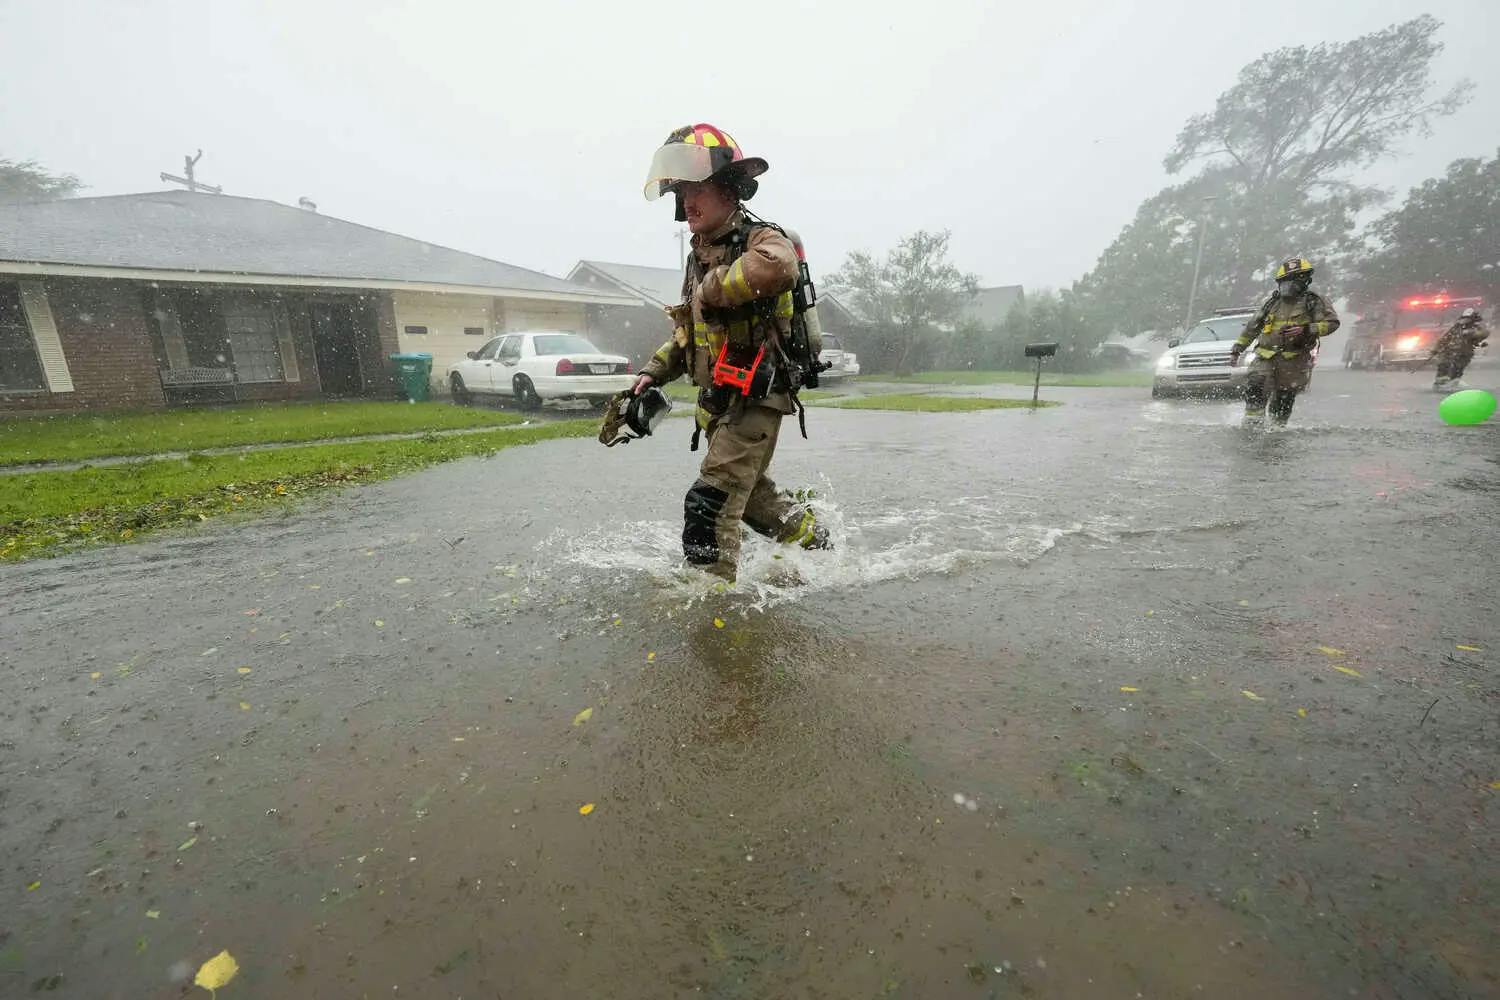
[1274,257,1314,281]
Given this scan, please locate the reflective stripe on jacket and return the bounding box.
[1235,290,1340,360]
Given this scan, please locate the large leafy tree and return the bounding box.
[0,157,83,202]
[1076,15,1469,337]
[828,230,979,374]
[1348,150,1500,309]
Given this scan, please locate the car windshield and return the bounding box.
[1183,318,1248,344]
[531,334,600,356]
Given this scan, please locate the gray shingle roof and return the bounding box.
[569,260,684,308]
[962,285,1026,326]
[0,191,634,301]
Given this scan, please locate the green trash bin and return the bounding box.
[389,352,433,402]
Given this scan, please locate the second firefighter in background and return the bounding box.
[1230,256,1340,425]
[633,123,828,580]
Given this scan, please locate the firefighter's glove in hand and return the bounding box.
[1227,346,1243,367]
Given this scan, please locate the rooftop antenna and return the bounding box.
[160,149,222,194]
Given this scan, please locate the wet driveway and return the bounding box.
[3,367,1497,998]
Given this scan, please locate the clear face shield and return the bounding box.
[642,144,718,201]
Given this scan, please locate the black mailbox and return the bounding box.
[1025,342,1059,358]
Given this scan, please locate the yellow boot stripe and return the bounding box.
[782,511,816,546]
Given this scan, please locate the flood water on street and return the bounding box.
[4,368,1498,998]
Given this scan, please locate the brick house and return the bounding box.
[0,191,638,413]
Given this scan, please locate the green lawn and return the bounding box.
[815,393,1057,412]
[1,420,595,560]
[860,369,1152,388]
[0,401,526,466]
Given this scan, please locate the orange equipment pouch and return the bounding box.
[712,341,770,398]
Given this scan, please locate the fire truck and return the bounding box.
[1343,294,1485,370]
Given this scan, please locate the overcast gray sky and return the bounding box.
[2,0,1495,291]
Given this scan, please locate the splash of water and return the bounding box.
[544,491,1114,610]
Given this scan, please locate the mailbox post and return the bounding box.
[1024,342,1059,406]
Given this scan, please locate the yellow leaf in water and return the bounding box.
[1457,644,1482,652]
[1237,600,1250,607]
[1241,690,1264,702]
[178,836,198,851]
[579,803,595,816]
[236,667,252,675]
[194,949,240,995]
[451,736,465,742]
[713,618,725,629]
[646,651,656,662]
[25,880,40,891]
[1119,686,1139,693]
[1297,707,1308,718]
[612,617,622,626]
[90,672,102,680]
[373,620,384,628]
[1315,645,1345,657]
[572,707,593,726]
[239,702,251,711]
[394,577,411,585]
[1331,665,1362,678]
[1490,780,1500,790]
[146,909,160,919]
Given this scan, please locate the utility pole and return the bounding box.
[1182,195,1217,330]
[675,229,690,269]
[160,150,223,194]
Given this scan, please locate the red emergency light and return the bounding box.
[1400,294,1483,310]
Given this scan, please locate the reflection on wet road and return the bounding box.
[4,368,1497,997]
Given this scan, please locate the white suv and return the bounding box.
[447,331,634,409]
[1152,311,1254,398]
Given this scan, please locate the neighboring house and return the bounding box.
[0,191,638,413]
[817,291,866,347]
[962,285,1026,328]
[566,260,683,369]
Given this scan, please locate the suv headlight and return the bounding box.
[1155,353,1176,371]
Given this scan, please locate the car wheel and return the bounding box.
[513,375,543,411]
[450,373,472,405]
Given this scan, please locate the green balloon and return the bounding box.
[1438,388,1497,426]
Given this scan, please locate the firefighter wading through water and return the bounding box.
[629,123,830,580]
[1431,307,1490,390]
[1229,257,1341,426]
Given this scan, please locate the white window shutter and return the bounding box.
[275,301,300,382]
[19,282,73,393]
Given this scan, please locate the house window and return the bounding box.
[404,325,428,336]
[464,326,485,336]
[0,282,46,392]
[223,300,284,383]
